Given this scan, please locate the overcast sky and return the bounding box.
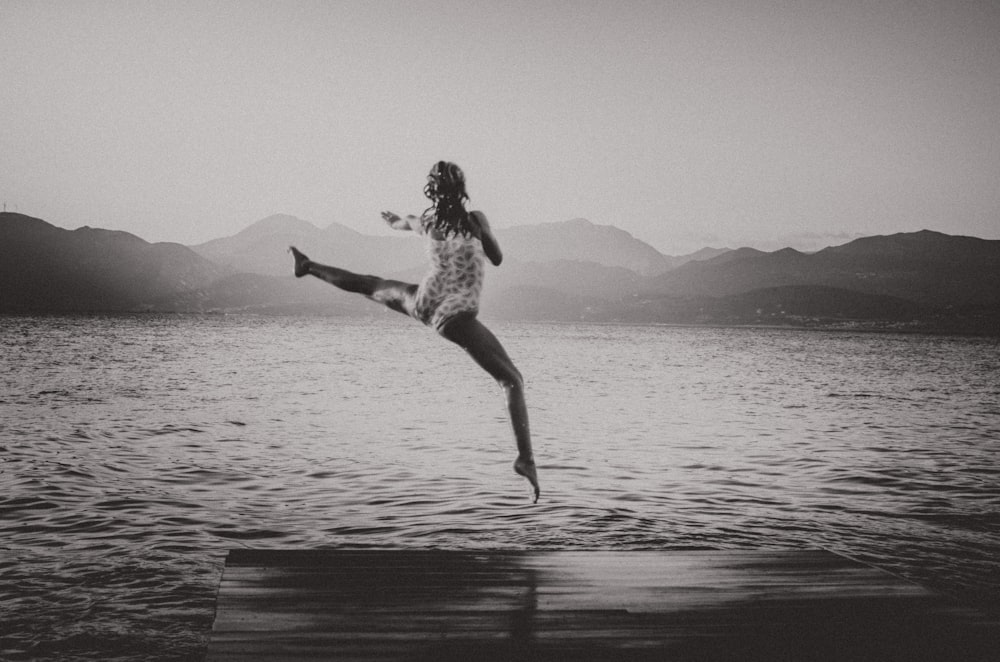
[2,0,998,254]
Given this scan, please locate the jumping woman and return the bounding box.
[289,161,540,502]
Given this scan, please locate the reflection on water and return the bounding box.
[1,314,998,660]
[210,550,994,661]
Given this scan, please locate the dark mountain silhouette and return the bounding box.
[645,231,1000,309]
[813,230,1000,307]
[0,213,225,312]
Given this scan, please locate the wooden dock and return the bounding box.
[208,549,998,661]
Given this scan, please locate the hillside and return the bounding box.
[0,213,226,312]
[645,231,1000,309]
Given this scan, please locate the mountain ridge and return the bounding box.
[189,213,690,278]
[0,213,226,312]
[645,230,1000,309]
[2,212,997,334]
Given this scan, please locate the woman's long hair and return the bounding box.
[424,161,472,238]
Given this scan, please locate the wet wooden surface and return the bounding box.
[207,549,998,661]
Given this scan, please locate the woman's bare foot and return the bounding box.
[514,456,540,503]
[289,246,311,277]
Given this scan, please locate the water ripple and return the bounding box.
[2,316,998,661]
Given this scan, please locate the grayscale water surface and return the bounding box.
[2,315,998,660]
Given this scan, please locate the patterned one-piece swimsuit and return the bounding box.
[412,216,485,332]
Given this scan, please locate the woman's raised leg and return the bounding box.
[440,313,540,502]
[290,246,416,316]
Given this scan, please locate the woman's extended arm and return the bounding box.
[469,210,502,266]
[381,211,421,232]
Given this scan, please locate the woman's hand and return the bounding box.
[382,211,418,232]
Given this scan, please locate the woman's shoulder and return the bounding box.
[419,213,452,241]
[466,210,489,236]
[414,212,435,236]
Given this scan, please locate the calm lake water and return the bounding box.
[2,314,999,661]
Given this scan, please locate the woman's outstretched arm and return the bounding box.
[381,211,421,232]
[470,211,502,266]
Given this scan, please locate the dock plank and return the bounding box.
[208,550,997,661]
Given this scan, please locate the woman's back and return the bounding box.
[414,217,485,330]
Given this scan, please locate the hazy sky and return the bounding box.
[3,0,999,254]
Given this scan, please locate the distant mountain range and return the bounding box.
[189,215,694,278]
[2,212,998,334]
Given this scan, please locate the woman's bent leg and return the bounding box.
[291,246,416,316]
[440,313,539,502]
